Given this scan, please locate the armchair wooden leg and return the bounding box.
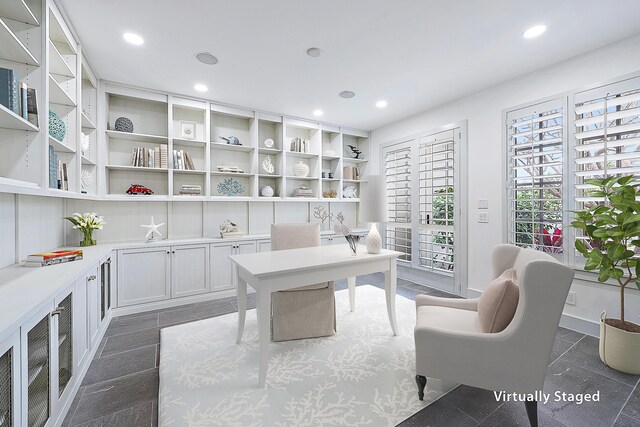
[415,375,427,401]
[525,400,538,427]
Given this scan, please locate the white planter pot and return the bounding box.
[599,311,640,375]
[293,161,309,177]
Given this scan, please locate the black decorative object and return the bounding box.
[220,136,241,146]
[347,144,363,159]
[114,117,134,133]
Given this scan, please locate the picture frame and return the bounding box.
[179,120,197,140]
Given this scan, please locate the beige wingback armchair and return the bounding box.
[270,223,336,341]
[414,244,574,426]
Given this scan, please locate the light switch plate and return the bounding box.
[478,199,489,209]
[566,291,576,306]
[478,211,488,223]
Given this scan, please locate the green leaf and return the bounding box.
[591,248,603,260]
[618,176,634,186]
[575,240,589,255]
[571,221,587,230]
[598,269,611,282]
[607,243,626,260]
[623,213,640,225]
[611,268,625,280]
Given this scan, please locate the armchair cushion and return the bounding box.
[477,268,519,333]
[417,305,480,334]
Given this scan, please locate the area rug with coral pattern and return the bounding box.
[159,285,457,426]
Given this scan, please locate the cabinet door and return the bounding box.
[117,247,171,307]
[53,289,73,404]
[171,245,209,298]
[237,242,256,256]
[210,244,234,291]
[257,240,271,252]
[321,236,333,246]
[21,304,54,427]
[86,269,100,346]
[0,331,20,427]
[73,278,88,372]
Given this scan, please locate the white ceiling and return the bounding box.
[59,0,640,130]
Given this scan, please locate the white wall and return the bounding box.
[0,194,66,268]
[370,33,640,335]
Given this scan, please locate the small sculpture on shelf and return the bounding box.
[220,219,243,238]
[220,136,241,146]
[261,185,275,197]
[347,144,363,159]
[333,211,350,235]
[343,185,358,198]
[217,178,245,196]
[141,216,164,242]
[313,206,333,224]
[322,189,337,198]
[114,117,134,133]
[126,184,154,195]
[261,156,275,174]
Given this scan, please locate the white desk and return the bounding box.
[230,244,401,387]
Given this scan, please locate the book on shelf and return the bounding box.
[179,183,201,196]
[184,152,195,170]
[0,67,19,115]
[129,146,165,168]
[26,88,38,127]
[27,250,83,262]
[18,82,28,119]
[25,253,83,268]
[154,147,160,169]
[58,160,68,190]
[160,145,168,169]
[343,165,360,180]
[290,137,310,153]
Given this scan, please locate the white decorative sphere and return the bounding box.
[261,185,274,197]
[293,161,309,177]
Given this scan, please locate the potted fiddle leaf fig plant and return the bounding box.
[572,175,640,374]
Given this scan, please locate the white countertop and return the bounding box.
[0,245,113,342]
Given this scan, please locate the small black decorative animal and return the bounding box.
[347,145,363,159]
[220,136,241,146]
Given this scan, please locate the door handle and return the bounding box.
[51,308,65,316]
[87,275,97,282]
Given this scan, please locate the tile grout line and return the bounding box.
[612,377,640,426]
[82,366,159,397]
[66,386,85,426]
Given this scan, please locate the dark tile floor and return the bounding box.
[61,274,640,427]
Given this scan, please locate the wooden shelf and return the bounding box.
[173,138,206,148]
[0,17,39,66]
[81,111,95,129]
[104,194,168,201]
[211,171,253,177]
[286,151,318,159]
[172,169,206,175]
[210,142,254,152]
[48,40,75,78]
[0,0,39,26]
[343,157,367,164]
[49,135,75,153]
[285,175,318,181]
[106,130,168,143]
[49,75,76,107]
[48,9,76,53]
[106,165,168,173]
[322,178,340,182]
[0,103,38,132]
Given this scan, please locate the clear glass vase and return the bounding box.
[80,230,96,247]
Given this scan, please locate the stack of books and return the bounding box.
[290,138,310,153]
[179,184,201,196]
[57,159,69,190]
[293,185,314,197]
[173,149,195,170]
[0,67,38,126]
[130,146,168,168]
[25,250,83,268]
[343,165,360,180]
[217,165,244,173]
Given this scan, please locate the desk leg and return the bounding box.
[348,277,356,312]
[384,259,398,336]
[256,281,271,388]
[235,264,247,344]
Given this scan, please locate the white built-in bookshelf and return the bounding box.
[100,84,369,202]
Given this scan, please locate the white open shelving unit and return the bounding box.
[99,83,369,202]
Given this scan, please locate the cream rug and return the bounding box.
[159,285,457,426]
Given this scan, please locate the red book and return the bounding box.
[27,250,83,262]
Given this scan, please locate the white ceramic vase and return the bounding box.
[293,160,309,177]
[261,185,274,197]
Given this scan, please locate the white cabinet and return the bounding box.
[211,241,256,291]
[0,330,20,427]
[257,240,271,252]
[86,268,101,345]
[117,246,171,307]
[171,244,209,298]
[73,277,89,372]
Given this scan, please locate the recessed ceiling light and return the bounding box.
[194,83,208,92]
[196,52,218,65]
[523,25,546,39]
[306,47,323,57]
[123,32,144,45]
[339,91,355,99]
[313,109,324,117]
[376,100,388,108]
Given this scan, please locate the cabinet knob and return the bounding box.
[172,250,176,254]
[166,251,170,254]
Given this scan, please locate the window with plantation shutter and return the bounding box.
[383,143,412,262]
[573,78,640,254]
[506,100,565,254]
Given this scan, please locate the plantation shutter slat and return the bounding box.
[506,100,564,253]
[384,145,412,261]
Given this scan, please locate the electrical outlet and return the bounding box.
[566,291,576,306]
[478,211,488,223]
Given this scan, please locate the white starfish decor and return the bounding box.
[141,216,165,241]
